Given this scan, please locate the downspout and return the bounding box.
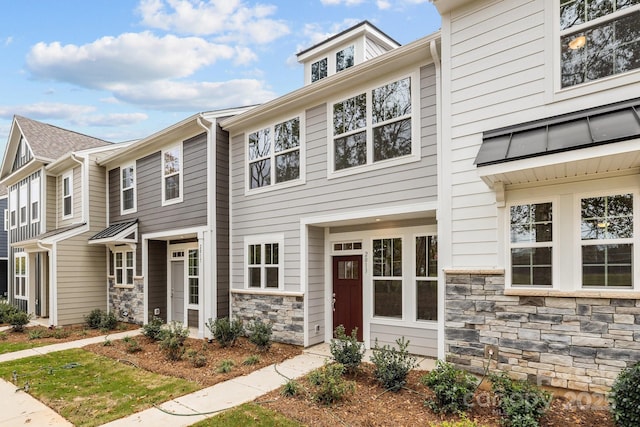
[430,38,446,361]
[36,241,54,326]
[196,116,212,338]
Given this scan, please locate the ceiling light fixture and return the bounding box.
[568,35,586,50]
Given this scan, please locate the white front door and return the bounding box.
[171,260,184,323]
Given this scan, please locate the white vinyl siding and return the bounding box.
[30,177,40,223]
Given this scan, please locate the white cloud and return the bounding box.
[0,103,96,120]
[299,19,362,51]
[69,113,149,127]
[137,0,290,44]
[3,36,13,47]
[320,0,366,5]
[26,32,245,88]
[376,0,391,9]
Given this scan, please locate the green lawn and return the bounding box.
[0,348,200,427]
[0,340,49,354]
[189,403,302,427]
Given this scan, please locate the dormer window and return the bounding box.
[336,45,354,72]
[311,58,328,82]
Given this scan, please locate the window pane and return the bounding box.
[511,247,552,286]
[275,151,300,183]
[372,77,411,124]
[123,188,134,210]
[116,269,123,284]
[164,148,180,174]
[274,118,300,152]
[249,267,261,288]
[374,280,402,318]
[373,118,412,162]
[582,243,633,287]
[115,252,123,268]
[189,250,198,276]
[336,45,354,72]
[189,277,198,304]
[511,203,552,243]
[338,261,358,279]
[581,194,633,239]
[64,196,72,216]
[416,236,427,277]
[266,267,279,288]
[333,94,366,135]
[126,268,134,285]
[248,128,270,160]
[165,175,180,200]
[249,159,271,189]
[417,280,437,321]
[63,177,70,196]
[126,252,134,268]
[122,167,133,188]
[334,131,366,171]
[312,58,328,82]
[249,244,260,265]
[373,238,402,277]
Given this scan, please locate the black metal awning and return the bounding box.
[89,219,138,244]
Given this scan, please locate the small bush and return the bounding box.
[123,336,142,353]
[308,362,355,405]
[0,331,7,340]
[103,337,112,346]
[247,318,273,352]
[0,301,19,324]
[52,328,71,339]
[206,317,244,347]
[186,348,207,368]
[489,372,551,427]
[142,316,165,341]
[217,359,235,373]
[281,379,301,397]
[243,355,260,366]
[84,309,103,329]
[610,361,640,427]
[370,337,417,392]
[430,415,486,427]
[28,329,44,340]
[9,311,32,332]
[330,325,365,374]
[84,309,117,330]
[421,360,479,414]
[159,321,189,361]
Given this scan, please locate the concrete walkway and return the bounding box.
[0,329,435,426]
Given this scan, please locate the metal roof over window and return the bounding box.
[475,98,640,167]
[89,219,138,243]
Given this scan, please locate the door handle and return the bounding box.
[332,293,336,312]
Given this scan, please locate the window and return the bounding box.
[121,164,136,213]
[581,193,633,287]
[416,235,438,321]
[19,183,27,226]
[14,253,27,300]
[509,203,553,286]
[19,137,26,159]
[9,187,16,229]
[336,45,354,72]
[162,145,182,204]
[560,1,640,88]
[62,172,72,218]
[332,76,414,173]
[3,209,7,231]
[248,116,301,190]
[247,241,281,289]
[311,57,328,82]
[373,237,403,318]
[188,249,199,305]
[114,249,134,286]
[30,177,40,223]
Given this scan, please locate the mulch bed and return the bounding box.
[0,323,138,346]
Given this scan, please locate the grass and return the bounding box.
[0,348,200,427]
[189,403,302,427]
[0,341,50,354]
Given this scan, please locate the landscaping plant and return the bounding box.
[421,360,479,414]
[489,372,551,427]
[159,321,189,361]
[609,361,640,427]
[0,301,19,324]
[330,325,365,374]
[370,337,417,392]
[308,362,355,405]
[247,318,273,352]
[206,316,244,347]
[142,316,165,341]
[186,348,207,368]
[9,311,32,332]
[84,309,117,330]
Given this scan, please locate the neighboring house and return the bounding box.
[433,0,640,393]
[0,185,7,298]
[221,21,442,356]
[0,116,121,326]
[91,108,248,337]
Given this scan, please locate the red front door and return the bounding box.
[332,255,363,341]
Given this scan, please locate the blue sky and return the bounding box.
[0,0,441,149]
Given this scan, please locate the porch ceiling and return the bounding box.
[305,205,436,228]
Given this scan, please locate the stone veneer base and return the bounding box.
[108,277,144,325]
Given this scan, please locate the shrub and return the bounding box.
[159,321,189,361]
[330,325,365,374]
[0,331,7,340]
[281,379,301,397]
[99,311,118,330]
[52,328,71,339]
[206,317,244,347]
[247,318,273,352]
[186,348,207,368]
[610,361,640,427]
[217,359,235,373]
[421,360,479,414]
[0,301,19,324]
[84,309,117,330]
[28,329,44,340]
[369,337,417,392]
[489,372,551,427]
[430,415,486,427]
[123,336,142,353]
[308,362,355,405]
[243,355,260,366]
[142,316,165,341]
[9,311,32,332]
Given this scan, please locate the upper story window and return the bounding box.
[248,116,301,191]
[336,45,354,72]
[312,57,328,82]
[509,202,553,287]
[560,0,640,88]
[162,145,183,205]
[62,172,73,218]
[19,137,26,159]
[331,75,415,174]
[30,177,40,223]
[9,187,16,229]
[19,183,27,226]
[121,164,136,214]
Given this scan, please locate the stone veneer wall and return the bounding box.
[445,271,640,394]
[108,277,144,325]
[231,293,304,345]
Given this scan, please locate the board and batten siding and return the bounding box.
[215,125,230,318]
[230,63,438,293]
[0,197,7,259]
[46,175,56,231]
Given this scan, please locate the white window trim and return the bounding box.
[371,234,406,321]
[187,248,199,309]
[9,187,17,230]
[14,252,27,300]
[62,171,73,219]
[414,232,439,324]
[3,209,7,232]
[19,183,27,226]
[161,144,183,206]
[504,198,558,290]
[30,177,40,224]
[243,234,285,291]
[120,163,137,215]
[113,248,135,288]
[311,57,328,83]
[546,0,640,103]
[326,70,421,179]
[244,113,306,195]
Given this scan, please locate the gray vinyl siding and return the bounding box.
[147,240,167,321]
[230,63,438,293]
[307,225,325,346]
[46,176,56,231]
[0,197,7,259]
[370,323,438,357]
[58,166,82,227]
[215,125,230,318]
